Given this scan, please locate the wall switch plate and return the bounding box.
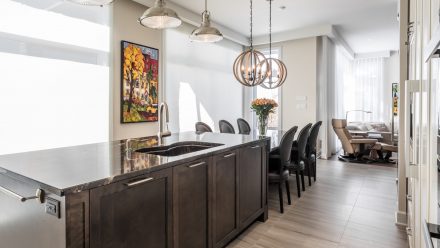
[45,198,60,218]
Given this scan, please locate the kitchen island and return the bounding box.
[0,132,270,248]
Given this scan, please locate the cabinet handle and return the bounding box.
[125,177,154,187]
[224,153,236,158]
[251,145,260,149]
[406,227,412,236]
[0,186,45,203]
[407,195,413,202]
[188,161,206,168]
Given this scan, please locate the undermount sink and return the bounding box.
[135,141,223,157]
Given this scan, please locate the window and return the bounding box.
[253,48,282,130]
[0,1,110,155]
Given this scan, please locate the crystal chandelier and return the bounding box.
[233,0,269,87]
[260,0,287,89]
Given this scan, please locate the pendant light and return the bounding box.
[139,0,182,29]
[233,0,269,87]
[67,0,114,6]
[260,0,287,89]
[190,0,223,42]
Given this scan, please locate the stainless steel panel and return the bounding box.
[0,174,66,248]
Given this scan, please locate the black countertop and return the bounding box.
[0,132,271,196]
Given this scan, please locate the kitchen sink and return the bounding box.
[135,141,223,157]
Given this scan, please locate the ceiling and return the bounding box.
[12,0,399,54]
[168,0,399,54]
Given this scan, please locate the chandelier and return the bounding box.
[233,0,269,87]
[260,0,287,89]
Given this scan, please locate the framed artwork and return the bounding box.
[121,40,159,123]
[392,83,399,116]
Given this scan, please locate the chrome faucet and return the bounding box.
[157,102,171,139]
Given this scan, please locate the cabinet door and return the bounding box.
[211,151,238,248]
[90,169,172,248]
[239,144,264,226]
[173,159,209,248]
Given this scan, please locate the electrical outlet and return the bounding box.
[45,198,60,218]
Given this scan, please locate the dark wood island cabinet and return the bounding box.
[0,132,270,248]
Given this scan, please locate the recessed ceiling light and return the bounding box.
[279,6,286,10]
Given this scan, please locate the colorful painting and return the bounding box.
[392,83,399,116]
[121,41,159,123]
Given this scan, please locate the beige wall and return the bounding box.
[111,0,162,140]
[277,37,318,130]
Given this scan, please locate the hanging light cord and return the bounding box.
[250,0,253,49]
[269,0,272,59]
[205,0,207,12]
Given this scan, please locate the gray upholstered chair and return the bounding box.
[219,120,235,134]
[195,122,212,133]
[306,121,322,182]
[237,118,251,135]
[268,126,297,213]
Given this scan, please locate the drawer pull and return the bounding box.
[251,145,260,149]
[0,186,45,203]
[407,195,413,202]
[188,162,206,168]
[407,227,413,236]
[224,153,236,158]
[125,177,154,187]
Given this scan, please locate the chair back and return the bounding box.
[278,126,298,167]
[219,120,235,134]
[237,118,251,135]
[195,122,212,133]
[332,119,355,154]
[307,121,322,154]
[296,123,312,161]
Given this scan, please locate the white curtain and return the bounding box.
[346,57,387,122]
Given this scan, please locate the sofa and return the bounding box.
[346,122,394,145]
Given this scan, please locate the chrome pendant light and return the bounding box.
[260,0,287,89]
[67,0,115,6]
[233,0,269,87]
[190,0,223,42]
[139,0,182,29]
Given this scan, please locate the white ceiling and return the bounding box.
[168,0,399,54]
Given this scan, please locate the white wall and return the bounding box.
[278,37,318,130]
[164,23,244,133]
[111,0,162,140]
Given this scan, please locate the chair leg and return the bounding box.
[285,180,292,205]
[295,171,301,198]
[313,158,317,181]
[300,171,305,191]
[307,162,312,186]
[278,183,284,213]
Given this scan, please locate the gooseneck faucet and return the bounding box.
[157,102,171,139]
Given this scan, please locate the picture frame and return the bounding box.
[121,40,159,123]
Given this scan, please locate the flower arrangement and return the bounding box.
[251,98,278,136]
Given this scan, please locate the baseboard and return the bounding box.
[395,210,407,226]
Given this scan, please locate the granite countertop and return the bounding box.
[0,132,270,196]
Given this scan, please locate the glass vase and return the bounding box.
[257,115,268,136]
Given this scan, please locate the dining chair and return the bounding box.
[219,120,235,134]
[195,122,213,133]
[268,126,297,213]
[289,123,312,196]
[237,118,251,135]
[307,121,322,182]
